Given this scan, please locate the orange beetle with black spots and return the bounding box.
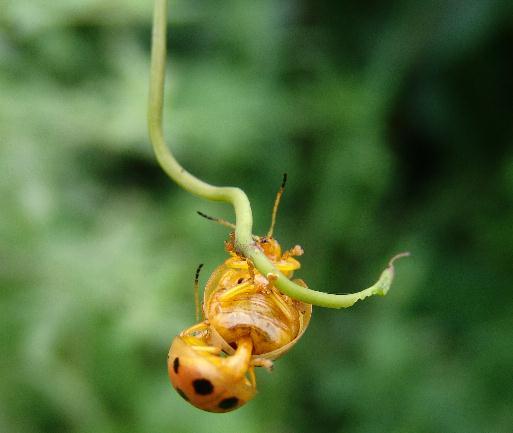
[168,323,256,412]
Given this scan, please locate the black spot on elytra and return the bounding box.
[237,278,244,284]
[218,397,239,410]
[173,357,180,374]
[175,387,189,401]
[193,379,214,395]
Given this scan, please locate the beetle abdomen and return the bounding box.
[209,292,300,355]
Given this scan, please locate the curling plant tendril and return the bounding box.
[148,0,408,309]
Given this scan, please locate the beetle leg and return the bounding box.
[282,244,304,259]
[190,345,222,355]
[266,273,278,284]
[264,273,295,321]
[274,257,301,273]
[224,337,253,380]
[180,321,209,337]
[251,357,274,372]
[218,281,255,302]
[247,259,256,282]
[248,366,257,389]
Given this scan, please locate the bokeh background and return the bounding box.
[1,1,513,432]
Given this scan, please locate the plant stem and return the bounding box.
[148,0,407,308]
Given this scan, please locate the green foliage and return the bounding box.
[1,0,512,432]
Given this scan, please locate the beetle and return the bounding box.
[167,322,256,413]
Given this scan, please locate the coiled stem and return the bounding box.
[148,0,408,308]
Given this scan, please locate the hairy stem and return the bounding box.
[148,0,407,308]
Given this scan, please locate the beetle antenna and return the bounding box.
[198,211,261,241]
[197,211,236,230]
[194,264,204,322]
[267,173,287,238]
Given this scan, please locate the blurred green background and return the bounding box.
[1,1,513,432]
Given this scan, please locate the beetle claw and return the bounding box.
[252,358,274,372]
